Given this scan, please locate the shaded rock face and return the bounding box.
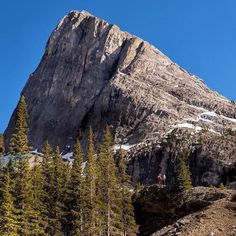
[134,185,232,235]
[4,11,236,185]
[128,129,236,187]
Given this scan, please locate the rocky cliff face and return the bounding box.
[4,10,236,186]
[128,128,236,187]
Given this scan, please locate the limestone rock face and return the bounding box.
[4,11,236,185]
[128,129,236,186]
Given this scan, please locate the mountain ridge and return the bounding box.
[4,10,236,186]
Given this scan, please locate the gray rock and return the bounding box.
[4,10,236,186]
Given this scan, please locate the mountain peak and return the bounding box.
[4,11,236,185]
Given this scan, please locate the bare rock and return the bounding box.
[4,10,236,187]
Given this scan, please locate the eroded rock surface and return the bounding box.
[128,129,236,186]
[4,10,236,186]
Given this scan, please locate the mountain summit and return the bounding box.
[4,11,236,185]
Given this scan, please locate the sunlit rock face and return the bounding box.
[4,11,236,186]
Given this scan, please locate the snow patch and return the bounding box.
[220,115,236,123]
[113,143,137,151]
[62,152,73,162]
[209,129,221,135]
[31,149,44,156]
[201,111,217,117]
[188,104,236,124]
[172,123,203,132]
[176,123,195,129]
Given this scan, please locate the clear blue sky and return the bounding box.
[1,0,236,132]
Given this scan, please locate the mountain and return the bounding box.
[4,10,236,186]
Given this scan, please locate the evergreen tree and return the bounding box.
[67,139,85,236]
[177,151,192,190]
[117,149,137,235]
[0,134,5,156]
[41,141,53,233]
[15,155,45,236]
[97,127,122,236]
[0,154,5,203]
[83,128,99,235]
[10,95,30,155]
[48,147,64,236]
[0,136,5,202]
[42,141,53,186]
[31,156,47,234]
[60,161,71,235]
[0,170,19,236]
[7,157,18,198]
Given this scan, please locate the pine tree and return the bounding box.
[83,128,99,235]
[60,161,71,235]
[15,155,45,236]
[67,139,85,236]
[41,141,53,231]
[117,149,137,235]
[0,134,5,156]
[0,154,5,203]
[10,95,30,155]
[48,147,64,236]
[0,170,19,236]
[31,156,47,234]
[177,151,192,191]
[42,141,53,186]
[7,157,18,199]
[97,127,122,236]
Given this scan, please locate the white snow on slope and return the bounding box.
[113,143,137,151]
[31,149,44,156]
[169,122,221,136]
[220,115,236,123]
[209,129,221,135]
[201,111,217,117]
[174,123,202,132]
[188,104,236,124]
[62,152,73,162]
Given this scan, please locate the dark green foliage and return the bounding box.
[2,121,137,235]
[10,96,30,155]
[47,147,65,235]
[177,151,192,191]
[134,183,145,195]
[83,128,100,235]
[97,127,122,235]
[117,149,138,235]
[0,170,19,236]
[41,141,53,231]
[67,139,85,236]
[219,182,225,189]
[0,134,5,156]
[15,155,45,236]
[31,156,47,234]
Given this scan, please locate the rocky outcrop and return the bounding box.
[4,11,236,187]
[128,129,236,186]
[134,185,235,235]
